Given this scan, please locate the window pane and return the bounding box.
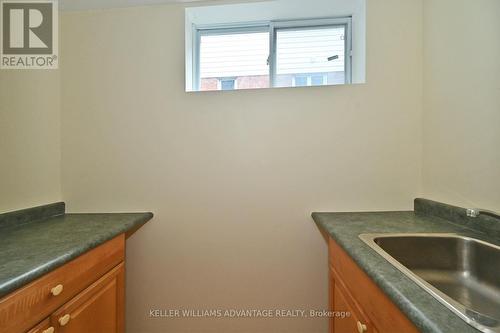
[294,76,308,87]
[221,79,235,90]
[275,26,346,88]
[199,31,270,91]
[311,75,325,86]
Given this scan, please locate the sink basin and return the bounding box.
[359,233,500,333]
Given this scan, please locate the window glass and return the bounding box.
[220,79,236,90]
[294,76,308,87]
[275,26,346,87]
[311,75,325,86]
[199,31,270,91]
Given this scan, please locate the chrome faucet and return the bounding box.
[466,208,500,219]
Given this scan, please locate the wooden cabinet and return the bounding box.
[330,266,376,333]
[26,319,53,333]
[0,235,125,333]
[50,264,124,333]
[328,237,419,333]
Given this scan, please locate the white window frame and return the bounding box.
[193,17,352,91]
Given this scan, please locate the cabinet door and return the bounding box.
[330,267,375,333]
[51,263,124,333]
[0,236,125,333]
[328,238,418,333]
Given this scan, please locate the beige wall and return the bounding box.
[60,1,423,332]
[0,70,61,212]
[422,0,500,211]
[2,0,499,331]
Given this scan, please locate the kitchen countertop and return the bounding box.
[312,199,500,333]
[0,202,153,298]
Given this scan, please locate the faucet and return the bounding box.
[466,208,500,219]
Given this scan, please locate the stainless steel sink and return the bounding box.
[359,233,500,333]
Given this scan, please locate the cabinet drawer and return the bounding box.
[51,263,124,333]
[26,318,52,333]
[0,235,125,333]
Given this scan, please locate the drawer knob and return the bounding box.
[51,284,64,296]
[42,327,55,333]
[59,314,71,326]
[357,321,367,333]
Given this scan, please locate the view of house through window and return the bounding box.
[195,18,351,92]
[199,31,270,91]
[275,26,347,88]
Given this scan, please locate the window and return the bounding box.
[311,75,326,85]
[292,74,328,87]
[275,24,348,88]
[192,18,351,91]
[197,28,270,91]
[220,78,236,90]
[294,76,308,87]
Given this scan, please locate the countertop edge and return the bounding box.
[311,212,450,333]
[0,212,154,298]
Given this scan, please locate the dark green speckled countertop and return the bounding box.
[0,202,153,298]
[312,198,500,333]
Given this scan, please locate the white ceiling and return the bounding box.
[59,0,264,12]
